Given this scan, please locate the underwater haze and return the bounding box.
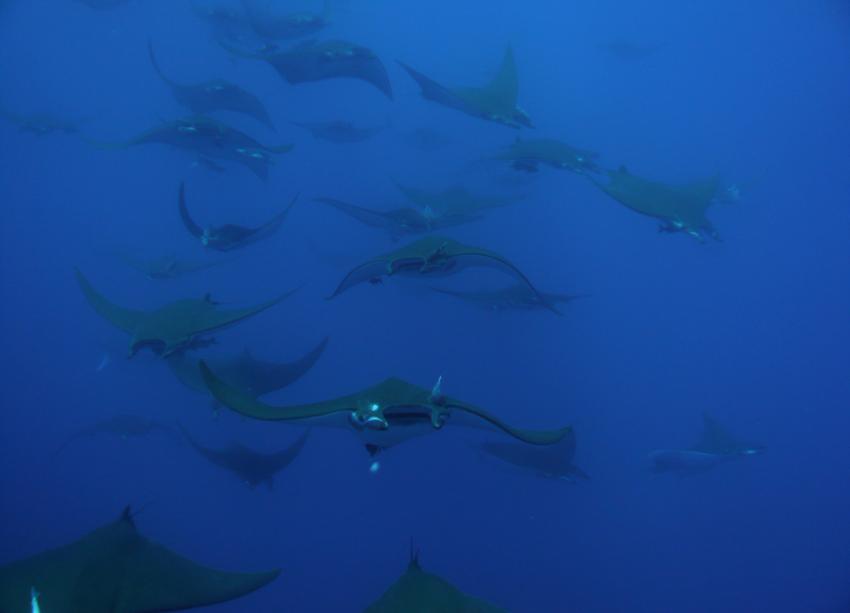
[1,0,849,611]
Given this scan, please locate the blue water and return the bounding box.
[1,1,849,611]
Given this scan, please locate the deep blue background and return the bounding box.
[1,1,849,611]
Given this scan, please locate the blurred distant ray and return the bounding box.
[178,423,309,489]
[114,251,225,280]
[74,0,134,9]
[52,414,177,458]
[292,119,384,143]
[85,115,293,180]
[241,0,331,41]
[393,180,522,217]
[649,412,765,474]
[429,283,582,315]
[0,105,89,136]
[491,137,601,175]
[312,197,484,239]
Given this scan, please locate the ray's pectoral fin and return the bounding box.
[451,403,573,446]
[0,506,280,611]
[75,268,145,333]
[326,258,391,299]
[397,61,467,112]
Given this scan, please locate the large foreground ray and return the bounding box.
[399,45,531,128]
[326,236,554,312]
[0,507,279,612]
[364,548,508,612]
[75,269,292,356]
[201,365,571,446]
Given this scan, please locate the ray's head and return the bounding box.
[350,401,388,430]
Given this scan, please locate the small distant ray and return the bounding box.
[649,412,765,474]
[178,183,298,251]
[178,423,309,489]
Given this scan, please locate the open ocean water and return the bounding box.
[1,1,849,611]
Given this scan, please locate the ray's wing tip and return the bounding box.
[198,359,215,384]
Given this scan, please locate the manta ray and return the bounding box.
[395,181,521,215]
[649,412,765,474]
[394,182,520,218]
[89,116,293,180]
[0,507,279,612]
[430,283,580,314]
[313,197,481,239]
[326,236,553,312]
[53,414,176,457]
[148,41,274,129]
[399,126,453,152]
[200,367,573,456]
[364,547,508,612]
[241,0,331,40]
[75,268,291,357]
[0,107,85,135]
[192,2,251,42]
[166,337,328,399]
[476,427,588,481]
[590,166,722,241]
[292,119,384,143]
[223,38,393,99]
[179,183,298,251]
[398,45,532,128]
[179,424,309,489]
[493,137,601,175]
[116,252,223,280]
